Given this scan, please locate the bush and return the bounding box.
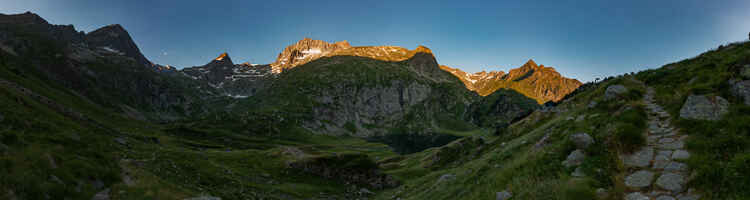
[615,123,646,153]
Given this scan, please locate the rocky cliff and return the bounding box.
[0,12,216,121]
[441,59,582,104]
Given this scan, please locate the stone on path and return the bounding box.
[655,172,686,192]
[664,162,688,172]
[653,150,673,169]
[625,192,649,200]
[623,147,654,168]
[672,150,690,159]
[625,170,655,188]
[679,95,729,121]
[658,140,684,150]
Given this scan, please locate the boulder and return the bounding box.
[679,95,729,121]
[604,84,627,100]
[496,190,512,200]
[570,133,594,149]
[562,149,586,167]
[730,79,750,105]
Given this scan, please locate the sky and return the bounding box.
[1,0,749,82]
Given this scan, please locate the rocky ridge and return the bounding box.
[440,60,582,104]
[181,53,272,97]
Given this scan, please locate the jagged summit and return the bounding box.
[441,60,582,103]
[0,11,49,25]
[215,52,231,62]
[85,23,151,67]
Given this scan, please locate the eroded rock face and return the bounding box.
[679,95,729,121]
[271,38,352,73]
[305,80,433,136]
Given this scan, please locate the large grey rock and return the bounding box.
[679,95,729,121]
[625,170,655,188]
[623,147,654,168]
[604,84,627,100]
[625,192,649,200]
[570,133,594,149]
[655,172,686,192]
[496,190,512,200]
[562,149,586,167]
[730,79,750,105]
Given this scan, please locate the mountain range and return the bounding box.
[6,11,746,200]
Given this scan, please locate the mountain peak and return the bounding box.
[522,59,538,68]
[414,45,432,54]
[441,61,581,103]
[215,52,230,61]
[0,11,49,25]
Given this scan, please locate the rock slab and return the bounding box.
[679,95,729,121]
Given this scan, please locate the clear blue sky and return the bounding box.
[2,0,749,82]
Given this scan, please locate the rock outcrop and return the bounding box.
[604,84,627,100]
[730,79,750,105]
[440,60,582,104]
[271,38,352,73]
[679,95,729,121]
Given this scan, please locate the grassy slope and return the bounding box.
[373,77,648,200]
